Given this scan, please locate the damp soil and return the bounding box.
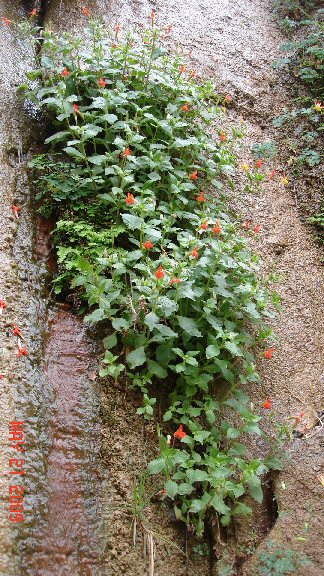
[0,0,323,575]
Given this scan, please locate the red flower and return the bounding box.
[264,347,275,359]
[196,191,205,203]
[269,168,276,179]
[2,17,12,25]
[0,374,4,379]
[220,131,226,142]
[115,23,121,32]
[61,67,70,77]
[263,399,271,410]
[190,70,196,79]
[30,8,38,16]
[83,7,90,16]
[151,9,155,24]
[98,77,106,88]
[190,170,198,180]
[191,246,199,259]
[155,265,164,280]
[18,344,28,358]
[179,64,186,74]
[225,94,232,103]
[126,193,135,205]
[255,159,263,169]
[212,221,221,234]
[174,424,186,440]
[0,299,7,313]
[200,220,208,230]
[73,103,79,113]
[124,147,131,156]
[11,205,20,219]
[181,102,189,112]
[13,324,23,338]
[243,220,250,230]
[296,412,305,423]
[253,224,260,233]
[170,277,181,285]
[143,240,153,250]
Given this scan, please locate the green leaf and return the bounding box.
[177,316,202,338]
[206,344,220,359]
[103,332,117,350]
[226,427,241,439]
[264,455,285,470]
[210,495,231,515]
[126,346,146,369]
[147,458,165,475]
[144,312,159,330]
[63,146,84,159]
[248,475,263,503]
[45,131,70,144]
[165,480,178,498]
[186,469,209,483]
[88,154,107,165]
[112,318,131,331]
[177,483,194,496]
[147,359,168,378]
[233,503,253,516]
[121,213,144,230]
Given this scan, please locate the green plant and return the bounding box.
[192,542,210,560]
[20,16,285,536]
[258,541,312,575]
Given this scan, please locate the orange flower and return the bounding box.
[200,220,208,230]
[212,221,221,234]
[220,131,226,142]
[155,265,164,280]
[243,220,250,230]
[12,205,21,219]
[255,159,263,169]
[263,399,271,410]
[83,7,90,16]
[73,103,79,113]
[0,374,3,379]
[296,411,305,423]
[269,168,276,179]
[179,64,186,74]
[143,240,153,250]
[196,191,205,203]
[30,8,38,16]
[170,278,181,285]
[126,193,135,205]
[191,246,199,259]
[2,17,12,25]
[190,70,197,79]
[174,424,186,440]
[61,67,70,77]
[98,77,106,87]
[0,299,7,314]
[190,170,198,180]
[151,9,155,24]
[13,324,23,338]
[115,23,121,32]
[124,147,131,157]
[17,344,28,358]
[264,347,275,359]
[225,94,232,103]
[253,224,260,233]
[181,102,189,112]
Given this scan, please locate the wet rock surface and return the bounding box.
[0,0,323,575]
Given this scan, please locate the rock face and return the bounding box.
[0,0,323,575]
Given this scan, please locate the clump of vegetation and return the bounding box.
[18,14,285,537]
[272,3,323,238]
[258,541,312,575]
